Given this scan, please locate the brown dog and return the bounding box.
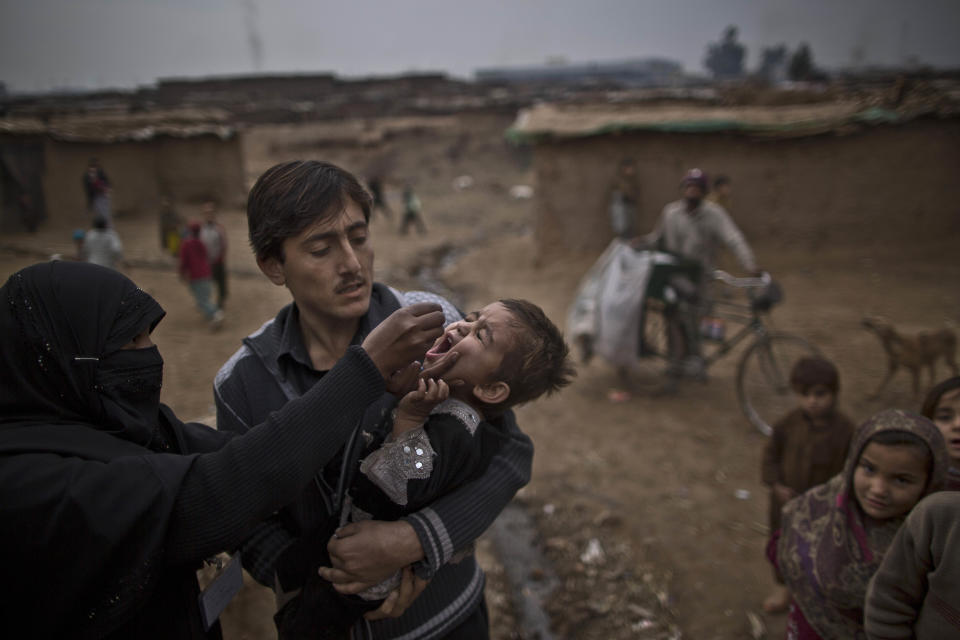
[862,316,959,398]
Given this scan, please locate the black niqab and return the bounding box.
[0,262,198,638]
[0,260,166,445]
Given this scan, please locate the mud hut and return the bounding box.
[507,97,960,261]
[0,125,46,232]
[0,108,245,232]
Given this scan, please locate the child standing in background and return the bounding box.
[760,357,856,613]
[399,183,426,235]
[769,409,949,640]
[864,491,960,639]
[920,375,960,490]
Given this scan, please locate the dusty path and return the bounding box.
[2,112,957,639]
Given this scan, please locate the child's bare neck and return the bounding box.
[450,387,489,421]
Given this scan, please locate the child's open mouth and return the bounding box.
[425,334,454,361]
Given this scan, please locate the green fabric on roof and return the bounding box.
[506,107,912,144]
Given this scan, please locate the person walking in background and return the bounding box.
[199,199,228,310]
[635,168,760,389]
[159,196,183,258]
[706,174,733,212]
[609,157,640,239]
[82,216,123,270]
[399,182,427,235]
[82,158,112,226]
[367,176,393,220]
[759,357,855,614]
[178,220,223,328]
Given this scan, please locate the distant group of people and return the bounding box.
[76,158,228,328]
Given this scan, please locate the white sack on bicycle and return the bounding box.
[567,239,677,368]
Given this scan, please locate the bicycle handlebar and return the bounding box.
[712,270,772,288]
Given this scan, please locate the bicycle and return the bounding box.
[639,266,821,436]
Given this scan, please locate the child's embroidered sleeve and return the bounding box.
[359,427,434,506]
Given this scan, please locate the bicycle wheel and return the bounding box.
[639,298,671,358]
[736,334,821,436]
[617,298,673,390]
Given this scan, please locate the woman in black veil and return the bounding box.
[0,261,442,638]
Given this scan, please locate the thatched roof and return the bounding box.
[0,108,237,143]
[507,97,959,143]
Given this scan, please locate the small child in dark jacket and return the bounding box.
[759,356,855,613]
[277,298,574,639]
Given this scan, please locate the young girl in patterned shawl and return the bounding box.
[920,376,960,491]
[769,408,949,640]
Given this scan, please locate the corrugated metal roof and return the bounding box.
[0,108,237,142]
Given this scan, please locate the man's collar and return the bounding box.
[276,304,313,370]
[275,284,392,371]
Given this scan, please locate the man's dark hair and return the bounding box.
[790,356,839,394]
[483,299,575,414]
[714,174,731,188]
[92,216,108,230]
[247,160,372,262]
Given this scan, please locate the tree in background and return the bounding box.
[757,44,789,84]
[705,26,746,78]
[788,42,827,81]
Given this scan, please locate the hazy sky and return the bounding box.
[2,0,959,93]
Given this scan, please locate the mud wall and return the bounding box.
[41,135,245,228]
[532,119,960,260]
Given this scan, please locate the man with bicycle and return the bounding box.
[635,168,760,390]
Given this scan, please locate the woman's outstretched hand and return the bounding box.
[362,303,444,382]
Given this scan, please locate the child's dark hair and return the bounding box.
[483,299,575,413]
[865,430,934,486]
[920,376,960,420]
[790,357,839,394]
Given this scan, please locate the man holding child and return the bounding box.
[215,160,534,638]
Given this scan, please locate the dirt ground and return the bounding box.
[2,112,957,640]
